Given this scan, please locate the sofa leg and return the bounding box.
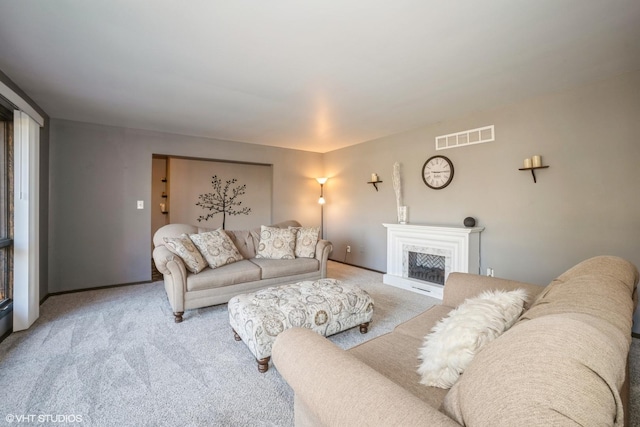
[174,312,184,323]
[257,357,270,373]
[233,329,242,341]
[359,322,370,334]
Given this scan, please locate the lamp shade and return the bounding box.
[318,196,326,205]
[316,177,328,185]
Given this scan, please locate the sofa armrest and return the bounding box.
[152,245,188,286]
[152,245,177,275]
[152,245,188,313]
[443,273,544,309]
[314,240,333,278]
[273,328,460,427]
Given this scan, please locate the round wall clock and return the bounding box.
[422,155,454,190]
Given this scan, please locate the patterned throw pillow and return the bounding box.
[189,229,244,269]
[255,226,296,259]
[162,234,208,274]
[289,226,320,258]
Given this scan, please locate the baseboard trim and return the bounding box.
[47,280,155,298]
[329,259,385,275]
[632,332,640,339]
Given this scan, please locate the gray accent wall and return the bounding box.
[48,120,323,292]
[323,70,640,286]
[46,70,640,331]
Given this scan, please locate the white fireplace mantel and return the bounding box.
[383,223,484,299]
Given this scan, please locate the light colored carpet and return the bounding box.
[1,261,639,426]
[0,262,439,426]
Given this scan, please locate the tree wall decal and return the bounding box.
[196,175,251,229]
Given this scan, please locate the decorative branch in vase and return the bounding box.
[392,162,407,224]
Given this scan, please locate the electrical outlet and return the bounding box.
[486,267,494,277]
[137,200,144,209]
[346,245,351,253]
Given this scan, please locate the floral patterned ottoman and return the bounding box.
[228,279,374,373]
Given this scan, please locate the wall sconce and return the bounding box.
[316,177,328,239]
[367,173,383,191]
[518,155,549,183]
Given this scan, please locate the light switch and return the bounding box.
[137,200,144,209]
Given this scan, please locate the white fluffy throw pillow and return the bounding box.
[417,288,528,389]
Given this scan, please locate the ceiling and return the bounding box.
[1,1,639,153]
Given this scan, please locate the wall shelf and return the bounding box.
[160,178,169,214]
[367,181,383,191]
[518,165,549,183]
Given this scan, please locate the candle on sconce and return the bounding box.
[371,173,378,182]
[523,158,532,168]
[532,155,542,167]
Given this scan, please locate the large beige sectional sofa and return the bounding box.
[273,256,639,426]
[152,220,332,322]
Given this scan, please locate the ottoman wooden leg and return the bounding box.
[359,322,370,334]
[174,312,184,323]
[257,357,270,373]
[232,329,242,341]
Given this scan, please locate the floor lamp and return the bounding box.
[316,177,328,240]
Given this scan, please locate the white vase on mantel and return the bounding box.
[397,206,408,224]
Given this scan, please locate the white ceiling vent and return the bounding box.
[435,125,494,150]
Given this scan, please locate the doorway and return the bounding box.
[151,154,169,281]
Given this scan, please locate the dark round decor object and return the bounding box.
[463,217,476,227]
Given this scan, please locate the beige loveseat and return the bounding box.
[152,220,332,322]
[273,256,638,426]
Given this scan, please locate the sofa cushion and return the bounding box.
[226,228,260,259]
[442,313,629,426]
[289,226,320,258]
[551,255,639,292]
[255,226,296,259]
[186,260,261,291]
[443,273,542,309]
[348,331,449,410]
[417,289,527,389]
[250,258,319,279]
[189,229,244,269]
[394,305,454,340]
[519,274,635,336]
[162,233,208,274]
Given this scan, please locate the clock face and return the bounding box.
[422,155,454,189]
